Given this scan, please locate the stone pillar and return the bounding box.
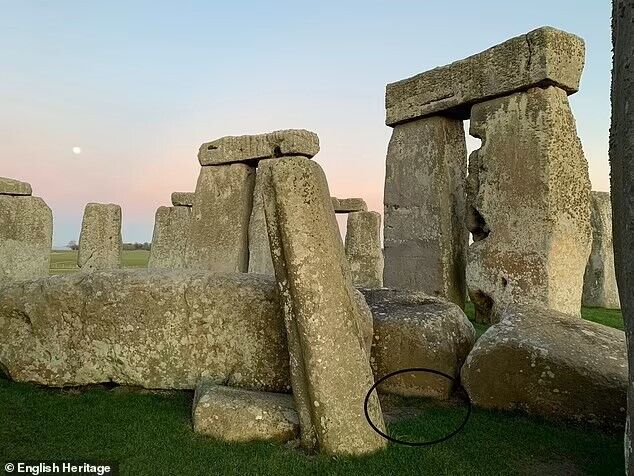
[260,156,386,456]
[582,192,620,309]
[0,178,52,286]
[383,116,467,307]
[609,1,634,472]
[247,168,274,275]
[466,86,591,322]
[148,206,192,269]
[78,203,122,271]
[345,211,383,288]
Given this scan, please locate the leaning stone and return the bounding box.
[582,192,620,309]
[0,195,52,286]
[363,289,475,399]
[345,211,384,288]
[466,86,591,322]
[193,382,299,443]
[185,164,255,272]
[198,130,319,166]
[261,156,386,455]
[0,270,289,391]
[331,197,368,213]
[78,203,122,270]
[386,26,585,125]
[171,192,194,207]
[384,116,467,307]
[148,206,191,269]
[0,177,32,196]
[461,303,627,428]
[247,164,274,275]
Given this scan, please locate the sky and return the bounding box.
[0,1,612,246]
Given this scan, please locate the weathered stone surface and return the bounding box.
[148,206,191,269]
[261,156,386,455]
[185,164,255,272]
[0,177,32,196]
[386,27,585,125]
[345,211,384,288]
[362,289,475,399]
[198,130,319,166]
[462,304,627,428]
[248,164,274,275]
[171,192,194,207]
[384,116,467,307]
[610,1,634,470]
[78,203,122,271]
[583,192,620,309]
[0,195,52,286]
[331,197,368,213]
[193,382,299,442]
[0,270,289,391]
[466,86,591,322]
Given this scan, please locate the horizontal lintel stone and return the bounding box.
[331,197,368,213]
[171,192,195,207]
[0,177,32,196]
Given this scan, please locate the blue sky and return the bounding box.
[0,1,612,246]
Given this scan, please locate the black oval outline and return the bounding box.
[364,367,472,446]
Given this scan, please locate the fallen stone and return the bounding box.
[583,191,620,309]
[261,156,386,455]
[147,206,191,269]
[185,164,255,272]
[247,164,274,275]
[466,86,591,322]
[362,289,475,399]
[0,195,52,286]
[345,211,384,288]
[331,197,368,213]
[461,303,627,428]
[0,270,289,391]
[0,177,32,196]
[386,26,585,125]
[78,203,123,271]
[198,130,319,166]
[193,382,299,443]
[384,116,467,307]
[171,192,194,207]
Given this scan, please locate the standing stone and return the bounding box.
[185,164,255,273]
[171,192,194,207]
[248,165,274,275]
[384,116,467,307]
[148,206,191,269]
[466,86,591,322]
[77,203,122,271]
[582,192,620,309]
[345,211,383,288]
[609,1,634,472]
[0,187,52,286]
[260,156,386,456]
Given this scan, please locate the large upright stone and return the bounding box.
[384,116,467,307]
[247,166,274,275]
[0,193,52,286]
[345,211,384,288]
[77,203,122,271]
[386,27,585,125]
[0,177,32,196]
[609,1,634,472]
[582,192,620,309]
[185,164,255,273]
[148,206,191,269]
[466,86,591,322]
[260,156,386,456]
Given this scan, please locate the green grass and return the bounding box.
[49,250,150,275]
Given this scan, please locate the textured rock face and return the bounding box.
[171,192,194,207]
[583,192,620,309]
[186,164,255,273]
[193,382,299,442]
[462,304,627,428]
[345,211,384,288]
[0,195,52,286]
[198,130,319,166]
[148,206,191,269]
[466,86,591,322]
[247,165,274,275]
[261,156,386,456]
[0,270,290,391]
[0,177,32,196]
[386,27,585,125]
[384,116,467,307]
[331,197,368,213]
[362,289,475,399]
[78,203,122,271]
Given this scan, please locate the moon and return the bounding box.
[72,146,81,155]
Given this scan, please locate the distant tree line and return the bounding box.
[67,241,151,251]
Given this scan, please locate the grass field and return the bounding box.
[49,250,150,274]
